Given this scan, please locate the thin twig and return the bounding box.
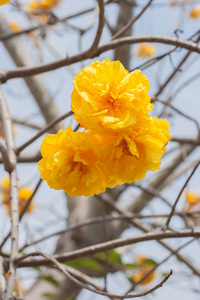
[16,111,73,154]
[111,0,153,40]
[163,161,200,230]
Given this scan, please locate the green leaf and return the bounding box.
[140,258,157,267]
[66,258,102,272]
[94,250,122,265]
[41,276,60,288]
[42,293,56,299]
[124,263,140,269]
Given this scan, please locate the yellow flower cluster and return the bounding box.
[136,43,156,59]
[38,59,170,197]
[189,5,200,19]
[1,178,34,216]
[132,256,156,285]
[0,0,10,6]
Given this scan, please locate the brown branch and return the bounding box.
[0,142,12,172]
[88,0,105,56]
[0,35,200,82]
[16,229,200,268]
[0,85,19,300]
[18,251,172,299]
[18,210,200,251]
[171,137,200,145]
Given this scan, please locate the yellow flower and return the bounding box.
[189,5,200,19]
[40,0,60,10]
[1,178,34,216]
[28,0,41,11]
[38,126,109,197]
[132,256,156,285]
[0,0,10,5]
[95,116,170,185]
[8,22,22,32]
[71,59,153,134]
[184,191,200,212]
[136,43,156,59]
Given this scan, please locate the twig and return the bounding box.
[16,111,73,154]
[111,0,153,40]
[163,161,200,230]
[16,251,172,299]
[88,0,105,56]
[18,210,200,251]
[0,178,43,251]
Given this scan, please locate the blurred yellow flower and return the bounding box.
[1,178,34,216]
[38,126,109,197]
[28,0,61,13]
[0,122,17,138]
[136,43,156,58]
[189,5,200,18]
[71,59,153,134]
[6,272,26,295]
[0,0,10,5]
[184,191,200,212]
[8,22,22,32]
[132,256,156,285]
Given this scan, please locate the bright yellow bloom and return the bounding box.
[132,256,156,285]
[1,178,34,216]
[71,59,153,134]
[136,43,156,59]
[189,5,200,19]
[184,191,200,212]
[93,116,170,185]
[38,126,109,197]
[0,0,10,5]
[8,22,22,32]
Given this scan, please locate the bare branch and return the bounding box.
[16,229,200,268]
[1,35,200,82]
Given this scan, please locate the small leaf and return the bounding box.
[42,293,56,299]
